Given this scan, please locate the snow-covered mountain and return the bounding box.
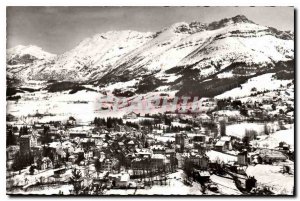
[7,15,294,88]
[7,45,56,64]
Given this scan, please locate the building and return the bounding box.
[6,145,19,161]
[151,154,169,169]
[237,151,248,166]
[123,112,138,119]
[188,154,209,170]
[193,134,206,143]
[175,133,188,152]
[19,135,31,157]
[69,130,88,139]
[215,136,232,152]
[67,116,76,127]
[151,145,166,155]
[193,170,211,183]
[135,148,153,158]
[197,114,212,124]
[40,157,53,170]
[110,172,130,188]
[116,125,126,132]
[215,140,226,152]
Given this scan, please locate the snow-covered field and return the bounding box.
[7,88,183,124]
[215,73,293,99]
[7,185,73,195]
[106,170,203,195]
[250,126,294,150]
[226,122,265,138]
[246,161,294,195]
[206,150,237,164]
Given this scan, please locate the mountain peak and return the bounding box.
[207,14,255,30]
[169,21,207,34]
[230,15,253,23]
[168,15,255,34]
[7,44,56,65]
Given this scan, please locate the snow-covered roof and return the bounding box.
[220,136,232,142]
[215,140,226,146]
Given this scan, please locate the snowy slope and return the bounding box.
[215,73,293,99]
[7,45,56,62]
[6,15,294,85]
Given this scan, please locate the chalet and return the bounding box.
[135,148,153,158]
[215,136,232,152]
[150,145,166,155]
[152,129,163,136]
[123,112,138,119]
[69,130,88,138]
[127,140,135,148]
[84,150,94,160]
[258,149,288,164]
[67,116,76,126]
[278,142,290,151]
[215,140,226,152]
[68,155,77,163]
[193,134,206,143]
[193,170,210,183]
[197,113,212,123]
[40,157,53,170]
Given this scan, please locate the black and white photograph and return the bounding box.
[5,6,295,196]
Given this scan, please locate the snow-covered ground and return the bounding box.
[6,88,179,124]
[226,122,265,138]
[246,161,294,195]
[250,125,294,150]
[7,184,73,195]
[210,174,242,195]
[206,150,237,164]
[216,73,293,100]
[106,170,203,195]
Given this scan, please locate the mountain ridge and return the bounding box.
[7,15,294,90]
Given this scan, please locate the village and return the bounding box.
[6,96,294,195]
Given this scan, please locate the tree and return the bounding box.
[279,109,284,115]
[42,126,51,144]
[183,159,194,179]
[245,176,257,191]
[19,126,28,137]
[94,159,101,178]
[144,140,149,148]
[29,165,36,175]
[240,107,248,117]
[220,121,226,136]
[70,168,83,195]
[264,123,269,135]
[7,129,16,146]
[76,153,85,165]
[242,136,250,147]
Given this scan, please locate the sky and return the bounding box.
[7,6,294,54]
